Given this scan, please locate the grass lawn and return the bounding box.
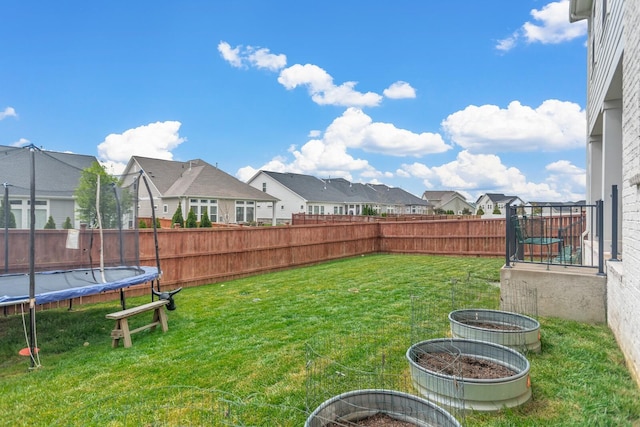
[0,254,639,426]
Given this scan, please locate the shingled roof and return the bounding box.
[131,156,277,201]
[260,171,428,206]
[0,145,97,197]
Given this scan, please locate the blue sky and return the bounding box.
[0,1,588,202]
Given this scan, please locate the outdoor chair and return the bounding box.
[513,215,564,264]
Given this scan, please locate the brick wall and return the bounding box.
[609,0,640,386]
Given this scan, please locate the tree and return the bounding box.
[462,208,471,215]
[62,217,73,229]
[200,207,212,228]
[492,207,501,215]
[185,209,198,228]
[0,202,16,228]
[74,162,131,229]
[172,205,184,228]
[476,208,485,216]
[44,215,56,229]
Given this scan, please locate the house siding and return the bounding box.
[587,0,623,135]
[49,199,75,229]
[250,172,305,223]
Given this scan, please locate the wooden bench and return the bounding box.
[106,299,169,348]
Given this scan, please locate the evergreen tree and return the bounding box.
[139,219,148,228]
[185,209,198,228]
[0,202,16,228]
[62,217,73,229]
[172,205,184,228]
[200,207,212,227]
[44,215,56,229]
[476,208,485,215]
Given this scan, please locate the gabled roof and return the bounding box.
[422,190,467,203]
[476,193,520,205]
[260,171,429,206]
[260,171,349,202]
[0,145,97,197]
[132,156,277,201]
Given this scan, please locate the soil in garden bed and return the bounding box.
[329,413,417,426]
[417,352,516,379]
[461,320,523,331]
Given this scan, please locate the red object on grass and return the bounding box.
[18,347,39,356]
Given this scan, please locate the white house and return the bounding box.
[247,171,430,223]
[570,0,639,386]
[421,190,474,215]
[474,193,524,217]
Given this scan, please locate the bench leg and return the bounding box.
[154,308,169,333]
[120,318,132,348]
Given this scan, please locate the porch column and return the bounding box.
[587,136,602,234]
[601,100,623,254]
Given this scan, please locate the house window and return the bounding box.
[308,205,313,215]
[163,205,168,214]
[235,201,255,223]
[11,199,48,229]
[262,182,267,192]
[190,199,218,222]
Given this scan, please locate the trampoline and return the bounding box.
[0,266,159,307]
[2,146,165,366]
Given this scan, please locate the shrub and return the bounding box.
[172,205,184,228]
[185,209,198,228]
[62,217,73,229]
[44,216,56,229]
[200,208,212,228]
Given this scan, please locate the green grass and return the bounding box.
[0,254,638,426]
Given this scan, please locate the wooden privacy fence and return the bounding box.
[1,218,506,310]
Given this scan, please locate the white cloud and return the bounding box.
[442,100,585,153]
[217,41,242,68]
[523,0,588,44]
[325,108,451,156]
[496,35,518,52]
[496,0,587,52]
[545,160,586,200]
[247,47,287,71]
[217,41,286,71]
[278,64,382,107]
[308,130,321,138]
[0,107,17,120]
[399,150,584,202]
[11,138,29,147]
[237,108,448,183]
[97,121,186,175]
[383,81,416,99]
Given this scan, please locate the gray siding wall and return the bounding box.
[587,0,624,133]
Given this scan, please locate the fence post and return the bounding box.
[597,200,605,275]
[505,203,511,267]
[610,185,619,261]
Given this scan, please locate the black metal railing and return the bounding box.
[505,201,603,273]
